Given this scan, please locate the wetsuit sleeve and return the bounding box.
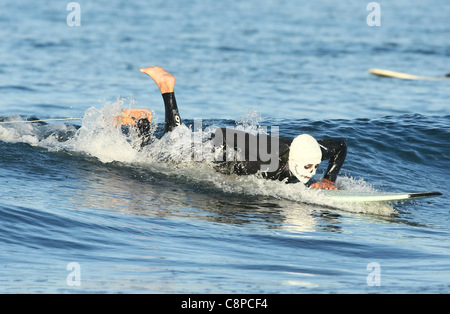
[317,138,347,183]
[162,92,182,134]
[136,92,182,147]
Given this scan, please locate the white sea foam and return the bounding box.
[0,99,397,216]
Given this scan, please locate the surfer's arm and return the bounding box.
[311,138,347,189]
[319,138,347,182]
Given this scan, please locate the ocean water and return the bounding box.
[0,0,449,294]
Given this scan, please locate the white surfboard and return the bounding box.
[318,190,442,203]
[369,68,450,81]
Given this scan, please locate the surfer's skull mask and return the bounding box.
[288,134,322,184]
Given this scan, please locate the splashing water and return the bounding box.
[64,99,141,163]
[0,98,397,216]
[235,109,264,134]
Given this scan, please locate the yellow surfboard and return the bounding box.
[369,68,450,81]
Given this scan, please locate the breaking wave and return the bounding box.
[0,98,398,215]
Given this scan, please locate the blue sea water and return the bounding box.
[0,0,449,294]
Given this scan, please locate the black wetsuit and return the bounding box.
[137,92,347,184]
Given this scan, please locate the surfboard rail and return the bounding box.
[318,190,442,203]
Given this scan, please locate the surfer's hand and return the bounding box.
[310,179,338,190]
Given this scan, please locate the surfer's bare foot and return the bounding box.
[139,66,175,94]
[310,179,338,190]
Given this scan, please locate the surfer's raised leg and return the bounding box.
[140,66,181,133]
[140,66,175,93]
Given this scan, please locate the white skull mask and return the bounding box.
[288,134,322,183]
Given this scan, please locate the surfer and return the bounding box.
[137,66,347,190]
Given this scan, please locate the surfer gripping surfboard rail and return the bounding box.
[132,66,347,190]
